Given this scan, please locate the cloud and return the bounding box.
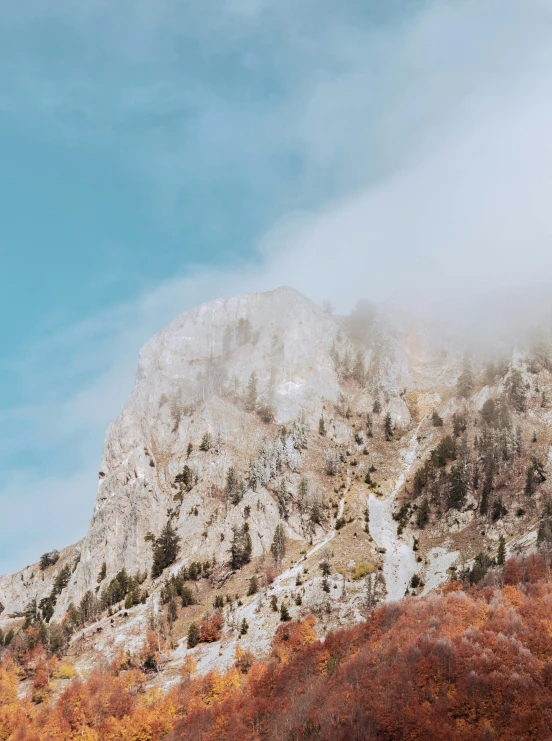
[3,0,552,573]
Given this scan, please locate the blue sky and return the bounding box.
[2,0,552,573]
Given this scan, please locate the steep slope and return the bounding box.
[2,286,551,690]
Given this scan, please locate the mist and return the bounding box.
[2,0,552,573]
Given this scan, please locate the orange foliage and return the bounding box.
[5,556,552,740]
[198,610,224,643]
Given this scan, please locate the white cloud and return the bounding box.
[3,0,552,572]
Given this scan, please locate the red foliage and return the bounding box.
[504,556,523,584]
[199,610,224,643]
[4,554,552,740]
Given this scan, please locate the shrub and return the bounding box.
[352,562,376,580]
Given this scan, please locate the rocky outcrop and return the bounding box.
[0,287,467,630]
[54,287,360,617]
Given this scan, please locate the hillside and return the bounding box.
[2,552,552,740]
[1,286,552,699]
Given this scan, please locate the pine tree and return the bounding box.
[297,477,309,514]
[480,457,494,515]
[497,535,506,566]
[270,523,287,566]
[167,597,178,625]
[318,416,326,436]
[373,398,382,414]
[431,410,443,427]
[416,499,430,529]
[97,561,107,583]
[151,521,181,579]
[366,413,373,437]
[280,602,291,621]
[187,622,199,648]
[353,349,366,386]
[199,432,212,451]
[448,460,468,510]
[456,355,475,399]
[384,412,394,441]
[525,464,536,495]
[506,368,527,412]
[247,576,258,595]
[246,371,258,411]
[225,466,239,504]
[230,523,252,569]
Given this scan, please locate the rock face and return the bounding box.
[53,287,365,617]
[0,542,80,618]
[3,285,552,685]
[0,287,457,623]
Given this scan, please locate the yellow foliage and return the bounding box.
[352,562,376,580]
[56,662,78,680]
[0,666,18,706]
[181,654,197,680]
[205,668,241,704]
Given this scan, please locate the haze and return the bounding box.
[1,0,552,572]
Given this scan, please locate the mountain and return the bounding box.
[1,286,551,692]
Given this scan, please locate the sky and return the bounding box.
[1,0,552,573]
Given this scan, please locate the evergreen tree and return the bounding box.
[276,479,290,519]
[483,361,497,386]
[431,410,443,427]
[416,499,430,529]
[187,622,199,648]
[230,523,252,569]
[270,523,287,566]
[280,602,291,622]
[167,597,178,625]
[448,460,468,510]
[456,355,475,399]
[97,561,107,584]
[247,576,258,596]
[497,535,506,566]
[199,432,212,451]
[246,371,258,411]
[353,350,366,386]
[373,398,382,414]
[318,416,326,436]
[366,414,373,437]
[384,412,394,441]
[297,477,309,514]
[225,466,239,504]
[506,368,527,412]
[525,464,536,495]
[491,498,507,522]
[151,521,181,579]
